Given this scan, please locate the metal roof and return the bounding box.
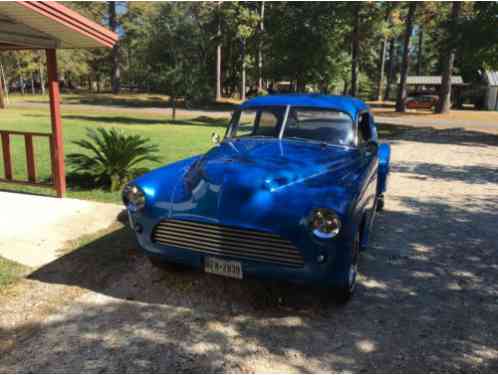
[484,71,498,87]
[240,94,369,119]
[400,76,465,85]
[0,1,118,49]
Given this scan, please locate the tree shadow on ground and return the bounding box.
[2,125,498,372]
[378,122,498,147]
[22,113,227,128]
[24,95,239,112]
[73,95,239,112]
[392,161,498,185]
[2,191,494,372]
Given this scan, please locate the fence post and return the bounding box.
[24,134,36,182]
[1,133,13,179]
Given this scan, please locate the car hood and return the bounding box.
[150,138,361,232]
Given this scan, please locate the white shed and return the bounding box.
[483,71,498,111]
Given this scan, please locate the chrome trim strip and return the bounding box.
[154,231,302,258]
[155,228,299,253]
[159,222,293,245]
[279,105,291,139]
[152,219,304,267]
[154,235,303,265]
[164,219,284,240]
[153,237,304,267]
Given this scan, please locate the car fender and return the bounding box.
[132,155,201,207]
[377,143,391,194]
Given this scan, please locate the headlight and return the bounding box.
[309,208,341,239]
[122,184,146,211]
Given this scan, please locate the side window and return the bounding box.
[256,110,279,136]
[231,108,281,138]
[233,109,257,137]
[358,113,372,145]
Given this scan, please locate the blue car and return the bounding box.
[123,94,390,302]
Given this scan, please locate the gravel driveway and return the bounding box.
[1,125,497,373]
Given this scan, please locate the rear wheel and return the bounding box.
[334,232,360,304]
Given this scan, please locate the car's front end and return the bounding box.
[123,95,389,301]
[123,137,361,289]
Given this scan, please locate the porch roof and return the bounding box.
[0,1,117,50]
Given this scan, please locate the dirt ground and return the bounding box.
[1,125,497,373]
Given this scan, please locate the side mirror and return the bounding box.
[211,132,221,145]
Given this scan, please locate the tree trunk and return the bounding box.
[377,8,391,101]
[436,2,461,114]
[343,79,349,96]
[0,61,9,104]
[296,77,305,92]
[395,3,417,112]
[240,38,246,101]
[384,38,396,100]
[108,1,121,94]
[171,94,177,121]
[31,73,36,95]
[216,1,222,100]
[377,37,387,101]
[416,28,424,76]
[351,5,360,97]
[39,63,45,95]
[257,1,265,93]
[20,75,25,95]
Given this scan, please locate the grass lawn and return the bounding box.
[0,102,228,203]
[7,92,241,110]
[0,256,30,290]
[8,92,172,108]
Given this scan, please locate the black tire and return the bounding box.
[148,255,188,272]
[376,195,385,212]
[334,232,360,304]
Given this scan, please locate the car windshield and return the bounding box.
[229,106,286,138]
[284,107,354,146]
[229,106,354,146]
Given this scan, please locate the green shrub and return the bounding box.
[67,128,161,191]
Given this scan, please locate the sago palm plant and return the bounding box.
[67,128,161,191]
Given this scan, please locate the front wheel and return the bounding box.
[376,194,385,212]
[334,233,360,304]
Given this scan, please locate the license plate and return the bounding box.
[205,257,243,279]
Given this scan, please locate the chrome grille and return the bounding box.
[152,219,304,268]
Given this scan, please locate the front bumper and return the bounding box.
[128,210,353,288]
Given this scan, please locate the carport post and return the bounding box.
[46,48,66,198]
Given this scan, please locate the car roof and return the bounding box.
[239,94,369,119]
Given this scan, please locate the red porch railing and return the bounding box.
[0,130,55,189]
